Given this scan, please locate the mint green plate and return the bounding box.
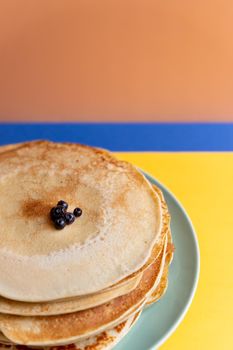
[115,172,200,350]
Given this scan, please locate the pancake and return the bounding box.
[0,141,163,302]
[0,299,145,348]
[0,272,142,316]
[0,233,168,346]
[0,312,141,350]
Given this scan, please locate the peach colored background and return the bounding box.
[0,0,233,122]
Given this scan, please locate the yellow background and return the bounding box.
[116,152,233,349]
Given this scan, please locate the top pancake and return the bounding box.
[0,141,162,302]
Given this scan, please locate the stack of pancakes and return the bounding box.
[0,141,174,350]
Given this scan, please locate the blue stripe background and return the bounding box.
[0,123,233,151]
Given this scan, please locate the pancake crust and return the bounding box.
[147,225,174,306]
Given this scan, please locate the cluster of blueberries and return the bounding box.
[50,200,82,230]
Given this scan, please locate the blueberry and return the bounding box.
[54,217,66,230]
[73,208,82,217]
[65,212,76,225]
[50,206,66,221]
[57,200,68,210]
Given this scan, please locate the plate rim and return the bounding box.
[142,170,200,349]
